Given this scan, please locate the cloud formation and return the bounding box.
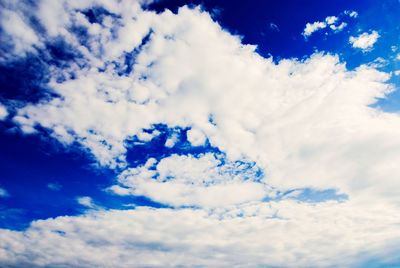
[349,31,380,51]
[1,200,400,267]
[110,153,268,207]
[0,104,8,120]
[302,11,356,37]
[0,0,400,267]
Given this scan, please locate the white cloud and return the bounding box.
[349,31,380,51]
[330,22,347,32]
[2,1,400,266]
[164,131,179,148]
[302,21,326,37]
[345,10,359,18]
[1,200,400,267]
[0,6,41,60]
[8,4,399,206]
[0,104,8,120]
[325,16,338,25]
[76,196,97,209]
[186,128,206,146]
[110,153,269,207]
[302,14,349,37]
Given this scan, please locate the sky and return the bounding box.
[0,0,400,267]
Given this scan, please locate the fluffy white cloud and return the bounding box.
[303,14,352,37]
[76,196,97,208]
[0,104,8,120]
[8,3,400,204]
[186,128,206,146]
[1,200,400,267]
[302,21,326,37]
[349,31,380,51]
[110,153,269,207]
[330,22,347,32]
[2,1,400,266]
[0,4,41,60]
[164,131,179,148]
[325,16,338,25]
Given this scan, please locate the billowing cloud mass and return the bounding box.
[349,31,380,51]
[1,0,400,267]
[109,153,269,207]
[1,200,400,267]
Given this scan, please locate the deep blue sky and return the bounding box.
[0,0,399,230]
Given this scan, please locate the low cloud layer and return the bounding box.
[1,200,400,267]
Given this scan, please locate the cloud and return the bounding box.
[349,31,380,51]
[302,11,356,38]
[302,21,326,37]
[0,3,41,61]
[1,1,400,267]
[330,22,347,32]
[325,16,338,25]
[76,196,97,209]
[47,183,62,191]
[0,187,9,198]
[269,22,280,32]
[345,10,359,18]
[1,200,400,267]
[0,104,8,120]
[110,153,269,207]
[5,2,399,206]
[164,131,179,148]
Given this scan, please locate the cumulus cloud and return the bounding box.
[302,12,355,37]
[0,104,8,120]
[1,201,400,267]
[77,196,97,209]
[5,0,400,205]
[110,153,269,207]
[302,21,326,37]
[1,0,400,267]
[0,4,41,61]
[349,31,380,51]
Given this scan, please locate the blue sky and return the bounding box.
[0,0,400,267]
